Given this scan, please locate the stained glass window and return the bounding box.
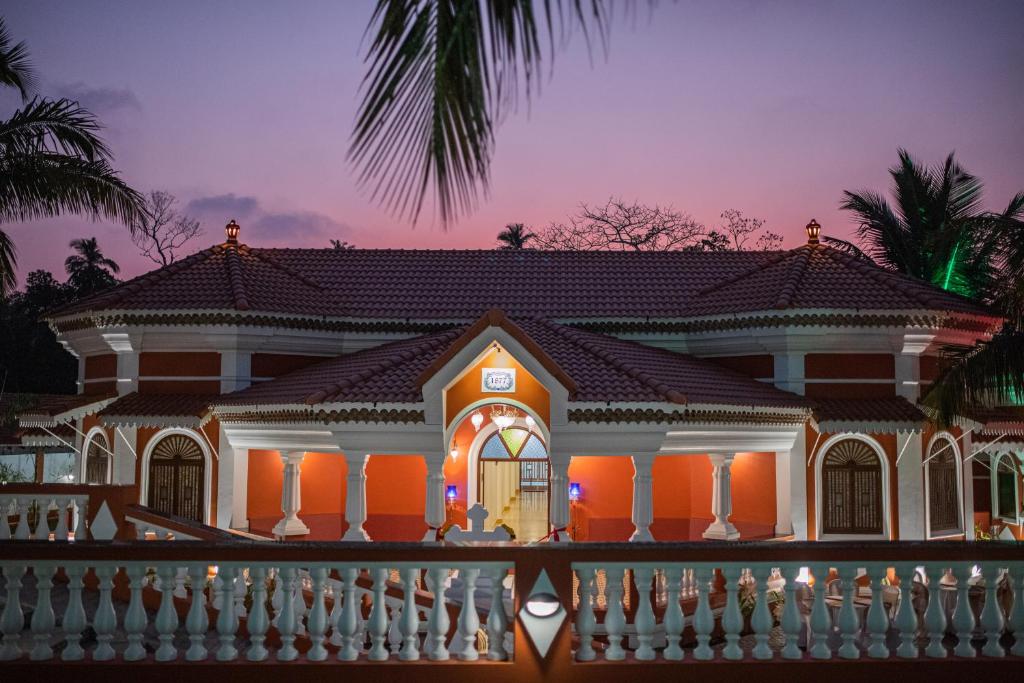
[479,428,547,461]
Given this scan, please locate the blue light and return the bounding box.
[569,482,581,501]
[446,485,457,501]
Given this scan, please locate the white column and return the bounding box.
[272,451,310,537]
[629,454,655,542]
[789,427,809,539]
[962,431,975,540]
[896,334,934,402]
[220,350,252,393]
[342,453,370,542]
[423,452,446,542]
[217,424,248,530]
[896,431,924,540]
[774,447,792,536]
[548,451,572,542]
[113,426,137,485]
[703,453,740,540]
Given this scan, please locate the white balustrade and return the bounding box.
[0,549,1019,666]
[0,495,89,540]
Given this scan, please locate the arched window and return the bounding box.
[479,427,549,492]
[147,433,206,522]
[994,454,1021,523]
[85,431,111,484]
[926,437,961,535]
[821,438,884,535]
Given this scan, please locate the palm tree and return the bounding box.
[496,222,535,249]
[840,149,1008,299]
[841,149,1024,423]
[0,18,143,296]
[350,1,613,228]
[65,237,120,296]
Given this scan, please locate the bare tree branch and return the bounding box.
[129,190,203,265]
[534,198,705,251]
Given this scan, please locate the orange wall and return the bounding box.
[805,382,896,398]
[444,346,550,428]
[139,351,220,376]
[706,355,774,378]
[367,455,426,515]
[805,353,894,379]
[138,379,221,394]
[251,353,327,377]
[84,354,116,379]
[247,450,346,519]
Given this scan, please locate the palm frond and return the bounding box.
[0,98,112,161]
[0,18,36,101]
[821,236,871,260]
[0,152,145,226]
[0,228,16,296]
[351,0,609,228]
[923,329,1024,426]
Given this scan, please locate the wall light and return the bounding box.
[470,411,484,432]
[446,485,457,502]
[449,439,459,460]
[525,592,561,618]
[569,482,582,502]
[524,414,536,431]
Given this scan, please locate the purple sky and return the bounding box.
[3,1,1023,282]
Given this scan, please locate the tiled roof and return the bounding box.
[967,406,1024,434]
[97,393,217,426]
[13,393,115,421]
[812,397,926,424]
[50,242,995,322]
[217,312,808,411]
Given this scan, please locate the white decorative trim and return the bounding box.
[813,432,892,540]
[138,427,214,525]
[81,426,111,484]
[924,431,964,539]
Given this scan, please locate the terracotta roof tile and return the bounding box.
[812,397,926,424]
[51,243,994,322]
[97,393,218,422]
[217,313,808,411]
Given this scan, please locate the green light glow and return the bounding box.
[941,241,960,291]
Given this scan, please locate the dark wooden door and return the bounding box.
[147,434,205,522]
[821,439,883,535]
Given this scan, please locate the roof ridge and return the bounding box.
[303,327,463,404]
[246,246,327,291]
[816,245,949,310]
[533,318,687,404]
[696,248,805,298]
[223,245,250,311]
[772,245,814,309]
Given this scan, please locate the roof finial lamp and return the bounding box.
[805,219,821,245]
[225,219,241,244]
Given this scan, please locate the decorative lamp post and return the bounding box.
[225,219,241,244]
[805,219,821,245]
[568,482,582,540]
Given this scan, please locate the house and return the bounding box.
[9,219,1022,544]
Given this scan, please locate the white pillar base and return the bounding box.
[703,453,740,541]
[341,526,370,542]
[273,451,309,537]
[273,517,310,537]
[702,521,741,541]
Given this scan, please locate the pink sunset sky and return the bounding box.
[2,1,1023,282]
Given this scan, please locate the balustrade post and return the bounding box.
[277,567,299,661]
[0,498,11,540]
[28,563,55,661]
[836,565,861,659]
[0,564,25,660]
[456,567,481,660]
[367,567,390,660]
[123,564,148,661]
[308,567,329,661]
[486,567,509,661]
[426,566,451,660]
[74,498,88,540]
[246,567,270,661]
[92,565,117,661]
[399,567,421,660]
[1011,565,1024,657]
[14,499,31,539]
[33,498,50,540]
[894,564,919,658]
[866,566,890,658]
[980,565,1005,657]
[693,566,715,660]
[186,564,210,661]
[952,564,976,657]
[62,564,87,661]
[216,566,239,661]
[808,564,832,660]
[155,565,179,661]
[924,565,948,658]
[722,565,744,660]
[574,567,597,661]
[55,498,70,540]
[751,565,774,660]
[780,565,803,659]
[337,567,361,661]
[663,565,685,660]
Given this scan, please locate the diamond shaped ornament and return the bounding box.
[89,501,118,540]
[517,568,566,659]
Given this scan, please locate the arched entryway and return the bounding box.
[817,436,889,538]
[476,423,550,540]
[83,428,111,484]
[925,433,962,537]
[144,430,209,522]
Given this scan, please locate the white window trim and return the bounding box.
[924,431,964,539]
[81,426,111,485]
[814,433,892,541]
[138,426,214,525]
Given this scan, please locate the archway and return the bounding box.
[925,433,962,537]
[141,428,211,523]
[83,428,111,484]
[816,435,890,539]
